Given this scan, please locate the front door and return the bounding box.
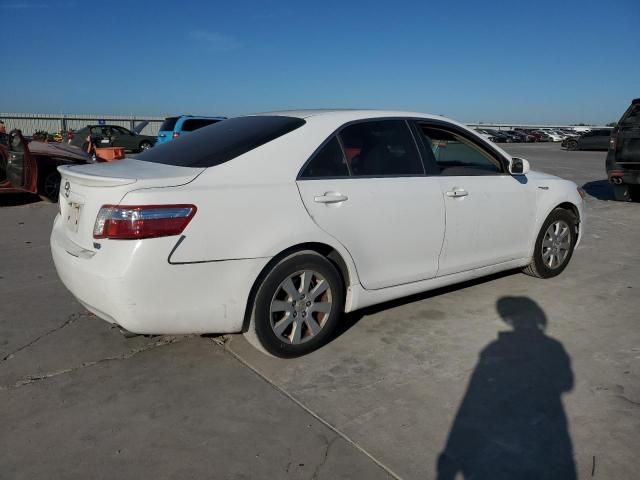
[110,127,136,151]
[296,120,446,290]
[413,121,536,276]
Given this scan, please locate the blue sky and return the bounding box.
[1,0,638,123]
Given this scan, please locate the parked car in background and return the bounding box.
[51,110,584,357]
[539,130,564,142]
[606,98,640,201]
[1,129,93,201]
[473,129,500,142]
[156,115,227,144]
[506,130,536,142]
[562,129,611,151]
[70,124,156,153]
[476,129,514,143]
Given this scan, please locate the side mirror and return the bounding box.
[509,157,530,175]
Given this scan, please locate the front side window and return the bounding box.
[417,124,503,176]
[338,120,423,176]
[113,126,131,135]
[300,136,350,178]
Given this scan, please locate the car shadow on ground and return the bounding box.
[435,296,576,479]
[0,193,41,207]
[582,179,614,201]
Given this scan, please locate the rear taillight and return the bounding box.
[93,205,197,240]
[609,134,617,151]
[172,132,180,139]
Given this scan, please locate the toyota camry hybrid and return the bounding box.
[50,110,585,357]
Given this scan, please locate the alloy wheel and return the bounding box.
[269,270,333,345]
[542,220,571,269]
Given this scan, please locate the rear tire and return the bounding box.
[612,183,640,202]
[523,209,578,279]
[244,251,344,358]
[139,141,152,152]
[38,170,60,202]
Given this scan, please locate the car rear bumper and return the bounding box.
[50,214,269,334]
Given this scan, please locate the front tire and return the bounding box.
[244,251,345,358]
[523,209,578,279]
[566,140,578,151]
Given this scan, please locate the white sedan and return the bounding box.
[51,110,585,357]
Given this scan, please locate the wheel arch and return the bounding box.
[241,242,352,332]
[554,201,580,222]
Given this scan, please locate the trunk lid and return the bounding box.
[57,159,204,250]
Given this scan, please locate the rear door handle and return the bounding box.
[314,193,349,204]
[446,189,468,198]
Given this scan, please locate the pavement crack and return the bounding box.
[209,336,402,480]
[1,313,79,362]
[0,336,180,391]
[617,394,640,406]
[312,435,337,480]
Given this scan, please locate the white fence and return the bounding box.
[0,113,166,136]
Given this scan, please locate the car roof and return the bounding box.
[172,115,227,120]
[253,108,454,123]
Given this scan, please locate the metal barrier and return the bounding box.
[0,112,166,136]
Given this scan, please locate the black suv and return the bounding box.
[563,129,611,151]
[606,99,640,201]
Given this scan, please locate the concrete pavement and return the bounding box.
[1,143,639,479]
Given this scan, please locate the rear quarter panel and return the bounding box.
[119,120,361,284]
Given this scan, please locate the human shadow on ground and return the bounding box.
[436,296,576,480]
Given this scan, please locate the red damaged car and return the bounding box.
[1,129,94,201]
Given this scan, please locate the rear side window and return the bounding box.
[138,116,305,168]
[339,120,423,176]
[159,117,179,131]
[181,119,222,132]
[300,137,350,178]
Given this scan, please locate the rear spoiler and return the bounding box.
[57,164,137,187]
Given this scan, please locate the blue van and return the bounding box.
[156,115,226,144]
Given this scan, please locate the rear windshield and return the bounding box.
[621,104,640,125]
[159,117,179,132]
[138,115,305,168]
[181,118,222,132]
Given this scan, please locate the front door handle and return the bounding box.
[314,193,349,204]
[446,189,468,198]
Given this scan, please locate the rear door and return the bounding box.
[593,129,612,150]
[296,119,445,290]
[413,121,536,276]
[6,130,38,192]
